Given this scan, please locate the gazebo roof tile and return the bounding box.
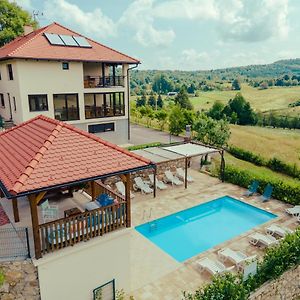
[0,115,151,196]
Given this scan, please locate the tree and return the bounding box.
[174,87,193,110]
[232,79,241,90]
[0,0,38,46]
[155,110,168,130]
[152,74,174,94]
[148,92,156,109]
[136,91,147,107]
[169,106,185,136]
[157,94,164,109]
[187,83,196,94]
[207,101,225,120]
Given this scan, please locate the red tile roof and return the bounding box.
[0,22,140,64]
[0,116,151,196]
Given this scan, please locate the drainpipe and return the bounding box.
[127,63,139,141]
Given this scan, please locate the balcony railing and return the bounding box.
[84,76,125,88]
[38,182,127,257]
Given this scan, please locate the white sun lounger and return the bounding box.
[266,224,293,237]
[218,248,257,270]
[134,177,153,194]
[115,181,135,198]
[197,257,234,275]
[148,174,167,190]
[176,168,194,182]
[164,170,183,186]
[249,233,279,247]
[285,205,300,216]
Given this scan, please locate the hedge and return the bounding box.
[228,146,300,180]
[222,165,300,205]
[184,229,300,300]
[127,142,162,151]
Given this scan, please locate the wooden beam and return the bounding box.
[185,156,188,189]
[220,150,226,182]
[120,174,127,183]
[35,191,47,205]
[28,194,42,259]
[153,167,157,198]
[125,173,131,227]
[12,198,19,223]
[91,181,96,201]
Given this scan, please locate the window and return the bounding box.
[28,95,48,111]
[88,123,115,134]
[13,97,16,111]
[54,94,79,121]
[7,64,13,80]
[0,94,4,107]
[84,92,125,119]
[62,62,69,70]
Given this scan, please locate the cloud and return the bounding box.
[180,49,210,70]
[12,0,32,9]
[44,0,117,39]
[119,0,175,47]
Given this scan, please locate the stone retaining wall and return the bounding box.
[249,265,300,300]
[0,260,40,300]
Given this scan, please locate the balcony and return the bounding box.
[84,75,125,88]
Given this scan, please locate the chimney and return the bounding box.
[24,25,34,35]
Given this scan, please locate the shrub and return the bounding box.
[222,165,300,205]
[127,142,161,151]
[228,146,265,166]
[267,157,300,180]
[0,268,4,287]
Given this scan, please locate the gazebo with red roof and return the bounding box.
[0,115,154,258]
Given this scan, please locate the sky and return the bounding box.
[13,0,300,70]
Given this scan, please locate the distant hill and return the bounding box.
[131,59,300,88]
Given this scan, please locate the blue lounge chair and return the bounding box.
[260,184,273,202]
[243,180,259,197]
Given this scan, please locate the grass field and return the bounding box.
[229,125,300,167]
[190,84,300,113]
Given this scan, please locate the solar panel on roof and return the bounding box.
[59,34,79,47]
[73,36,92,48]
[44,33,64,46]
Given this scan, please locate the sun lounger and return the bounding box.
[285,205,300,216]
[148,174,167,190]
[197,257,234,275]
[260,184,273,202]
[164,170,183,186]
[218,248,257,270]
[266,224,293,237]
[134,177,153,194]
[249,232,279,247]
[116,181,135,198]
[243,180,259,197]
[176,168,194,182]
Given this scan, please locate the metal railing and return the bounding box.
[0,227,30,260]
[84,76,125,88]
[93,279,115,300]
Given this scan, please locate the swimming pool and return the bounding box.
[135,196,277,262]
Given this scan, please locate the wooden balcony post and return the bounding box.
[185,156,188,189]
[28,194,42,259]
[91,181,96,201]
[153,167,157,198]
[125,173,131,227]
[12,198,20,223]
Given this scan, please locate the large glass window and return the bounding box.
[0,94,4,107]
[53,94,79,121]
[84,92,124,119]
[28,95,48,111]
[7,64,13,80]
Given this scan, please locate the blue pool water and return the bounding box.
[135,196,277,262]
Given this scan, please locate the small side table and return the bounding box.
[64,207,82,218]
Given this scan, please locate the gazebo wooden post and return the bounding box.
[220,150,226,182]
[184,156,188,189]
[125,173,131,227]
[28,194,42,259]
[153,166,157,198]
[91,181,96,201]
[12,198,20,223]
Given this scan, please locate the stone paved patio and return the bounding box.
[129,169,299,300]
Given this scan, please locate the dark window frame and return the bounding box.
[13,97,16,111]
[53,93,80,121]
[7,64,13,80]
[84,92,125,119]
[28,94,49,112]
[62,62,69,70]
[88,122,115,134]
[0,94,4,107]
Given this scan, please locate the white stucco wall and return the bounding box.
[34,229,131,300]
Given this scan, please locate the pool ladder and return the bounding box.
[143,208,158,232]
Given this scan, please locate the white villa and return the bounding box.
[0,23,139,144]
